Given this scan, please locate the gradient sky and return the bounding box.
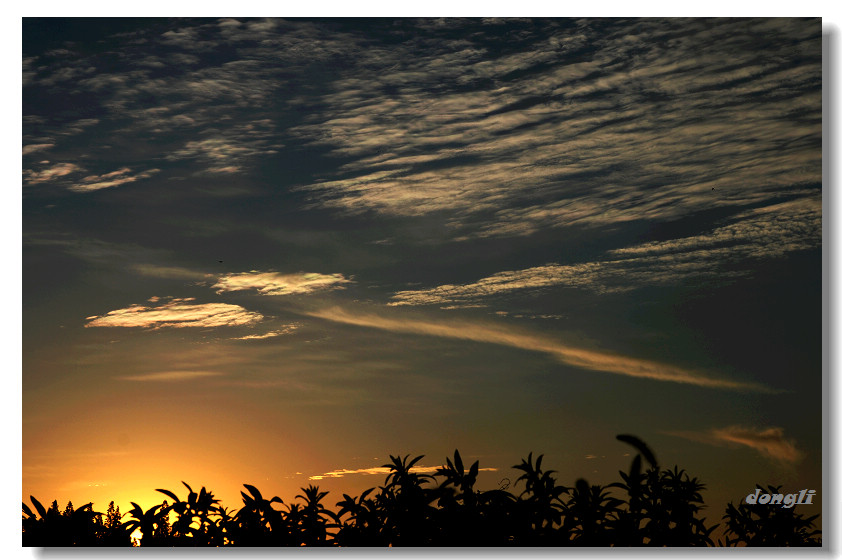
[22,17,822,527]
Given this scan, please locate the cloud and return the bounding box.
[85,297,264,329]
[233,325,299,340]
[389,197,821,304]
[22,143,54,155]
[130,264,211,281]
[68,167,160,193]
[117,371,223,382]
[212,271,352,296]
[161,119,282,172]
[24,20,819,243]
[667,426,802,463]
[286,19,819,240]
[23,162,80,184]
[309,464,497,481]
[307,306,768,391]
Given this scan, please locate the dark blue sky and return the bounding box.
[22,17,822,521]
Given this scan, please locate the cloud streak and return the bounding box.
[667,426,802,463]
[307,307,768,391]
[117,370,224,382]
[85,297,264,329]
[390,197,821,304]
[233,325,299,340]
[212,271,352,296]
[309,464,497,481]
[69,167,160,192]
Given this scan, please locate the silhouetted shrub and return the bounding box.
[22,436,821,547]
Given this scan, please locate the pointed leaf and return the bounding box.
[30,496,47,519]
[468,461,479,480]
[243,484,263,503]
[156,488,181,503]
[616,434,658,468]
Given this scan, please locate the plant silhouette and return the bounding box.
[720,484,821,546]
[22,435,821,547]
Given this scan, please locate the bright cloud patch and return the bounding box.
[85,297,264,328]
[23,162,80,184]
[212,271,351,296]
[22,143,55,155]
[711,426,802,463]
[667,426,802,463]
[309,465,497,481]
[68,167,160,193]
[118,371,223,382]
[234,325,299,340]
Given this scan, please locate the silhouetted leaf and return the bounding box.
[156,489,180,503]
[30,496,47,519]
[407,454,425,469]
[468,461,479,480]
[243,484,263,503]
[616,434,658,468]
[21,503,34,518]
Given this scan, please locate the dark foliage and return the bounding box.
[22,436,821,547]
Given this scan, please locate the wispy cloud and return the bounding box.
[164,120,281,173]
[666,426,802,463]
[130,263,211,281]
[307,306,768,391]
[212,271,352,296]
[69,167,160,192]
[288,19,819,240]
[85,297,264,329]
[390,197,821,304]
[233,325,299,340]
[309,464,497,481]
[23,162,80,184]
[22,162,160,193]
[117,370,223,382]
[23,19,819,243]
[22,143,54,155]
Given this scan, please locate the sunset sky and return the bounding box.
[22,17,823,528]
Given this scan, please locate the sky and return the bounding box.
[22,17,823,531]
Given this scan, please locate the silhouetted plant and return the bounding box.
[231,483,290,546]
[22,435,822,547]
[156,482,222,546]
[335,488,388,546]
[560,479,622,545]
[293,484,339,546]
[379,454,439,545]
[22,496,105,546]
[123,502,168,546]
[511,452,566,544]
[721,484,821,546]
[96,500,133,546]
